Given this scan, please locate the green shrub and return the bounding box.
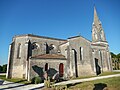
[35,76,42,84]
[44,80,50,88]
[31,76,42,84]
[31,77,35,84]
[44,76,51,88]
[0,64,7,73]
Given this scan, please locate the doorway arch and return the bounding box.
[45,63,48,71]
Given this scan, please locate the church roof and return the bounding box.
[68,35,91,42]
[59,41,68,46]
[31,54,66,59]
[68,35,80,39]
[14,34,67,41]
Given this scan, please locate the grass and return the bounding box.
[68,76,120,90]
[67,72,120,90]
[100,71,120,76]
[72,71,120,79]
[41,72,120,90]
[0,75,31,85]
[0,75,6,79]
[0,71,120,86]
[42,76,120,90]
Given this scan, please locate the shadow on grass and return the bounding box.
[0,80,4,85]
[67,82,82,88]
[93,83,107,90]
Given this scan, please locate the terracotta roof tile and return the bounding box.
[31,54,66,59]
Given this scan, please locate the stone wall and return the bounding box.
[91,42,112,75]
[27,35,66,56]
[68,36,95,77]
[8,34,66,79]
[7,34,112,80]
[112,58,120,70]
[29,58,67,80]
[10,36,28,78]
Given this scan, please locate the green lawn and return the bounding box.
[0,71,120,89]
[72,71,120,79]
[0,75,31,85]
[42,72,120,90]
[100,71,120,76]
[68,76,120,90]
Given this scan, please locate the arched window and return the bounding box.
[65,49,67,58]
[32,42,39,50]
[45,43,56,54]
[80,47,83,61]
[45,43,49,54]
[49,44,56,54]
[45,63,48,71]
[59,63,64,77]
[17,43,21,59]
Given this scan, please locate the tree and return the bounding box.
[0,65,2,73]
[117,53,120,59]
[2,64,7,73]
[110,52,116,58]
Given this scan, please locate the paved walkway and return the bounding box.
[55,74,120,86]
[0,80,44,90]
[0,73,6,75]
[0,74,120,90]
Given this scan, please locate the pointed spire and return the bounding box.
[93,6,100,25]
[92,6,106,42]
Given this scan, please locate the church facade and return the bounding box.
[6,7,112,81]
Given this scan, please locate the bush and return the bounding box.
[0,65,2,73]
[44,77,51,88]
[2,64,7,73]
[31,76,42,84]
[0,64,7,73]
[44,80,51,88]
[31,77,35,84]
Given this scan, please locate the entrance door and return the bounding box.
[72,49,78,77]
[95,58,101,75]
[59,63,64,77]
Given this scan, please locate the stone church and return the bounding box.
[6,7,112,81]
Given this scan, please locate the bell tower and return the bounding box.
[92,6,106,42]
[91,6,112,73]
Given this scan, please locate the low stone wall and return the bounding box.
[0,73,6,75]
[29,58,67,80]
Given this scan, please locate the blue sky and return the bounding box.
[0,0,120,65]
